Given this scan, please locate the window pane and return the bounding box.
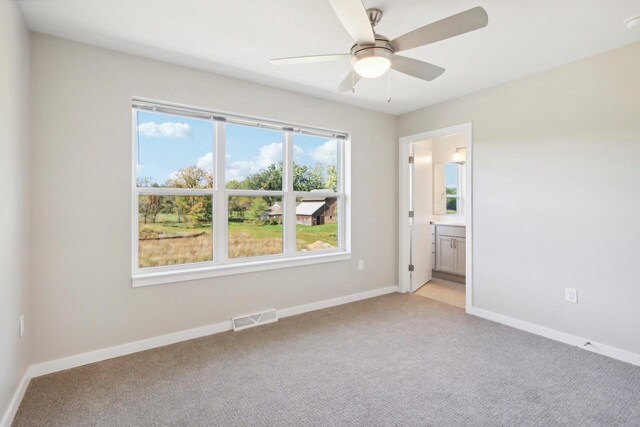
[446,197,458,214]
[296,195,338,252]
[445,163,458,196]
[225,123,283,190]
[136,111,214,188]
[228,196,283,258]
[293,134,338,192]
[138,195,212,268]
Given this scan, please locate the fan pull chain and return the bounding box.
[351,69,356,93]
[387,69,391,103]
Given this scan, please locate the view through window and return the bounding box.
[445,163,462,215]
[133,104,347,276]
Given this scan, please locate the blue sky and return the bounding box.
[136,111,213,185]
[136,111,337,186]
[445,163,459,190]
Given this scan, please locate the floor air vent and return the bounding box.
[232,309,278,331]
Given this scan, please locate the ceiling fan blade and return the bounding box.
[328,0,375,45]
[336,71,361,92]
[271,54,350,65]
[392,56,445,82]
[390,7,488,52]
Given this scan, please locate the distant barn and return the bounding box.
[267,194,337,226]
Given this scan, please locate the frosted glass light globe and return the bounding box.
[353,56,391,78]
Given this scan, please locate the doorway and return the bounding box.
[398,123,473,312]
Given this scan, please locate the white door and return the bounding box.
[410,140,433,292]
[436,235,455,272]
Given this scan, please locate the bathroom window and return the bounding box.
[445,163,463,215]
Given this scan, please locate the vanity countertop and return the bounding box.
[432,222,465,227]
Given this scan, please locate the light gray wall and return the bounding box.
[0,0,31,420]
[29,34,398,364]
[399,42,640,355]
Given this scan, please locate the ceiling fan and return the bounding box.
[271,0,488,92]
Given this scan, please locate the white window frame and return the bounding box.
[131,99,351,287]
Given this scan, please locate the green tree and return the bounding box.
[190,197,212,223]
[167,166,213,189]
[242,163,283,191]
[226,179,242,190]
[228,196,252,221]
[325,165,338,192]
[248,198,269,223]
[166,166,213,223]
[293,163,325,191]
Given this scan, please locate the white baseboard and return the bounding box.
[467,306,640,367]
[0,368,31,427]
[278,286,399,318]
[29,321,233,377]
[30,285,399,378]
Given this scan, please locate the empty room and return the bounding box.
[2,0,640,425]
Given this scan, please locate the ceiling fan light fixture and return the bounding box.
[353,56,391,78]
[351,46,394,78]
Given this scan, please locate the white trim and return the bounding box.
[30,285,398,378]
[398,123,474,312]
[0,368,31,427]
[132,97,348,139]
[468,306,640,367]
[132,251,351,287]
[283,131,296,256]
[131,109,139,277]
[398,141,411,293]
[278,286,398,318]
[214,121,226,263]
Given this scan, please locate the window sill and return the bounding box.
[132,252,352,288]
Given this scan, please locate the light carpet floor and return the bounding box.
[14,294,640,426]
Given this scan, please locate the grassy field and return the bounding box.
[138,218,212,267]
[139,218,337,267]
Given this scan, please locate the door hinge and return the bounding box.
[408,156,414,164]
[408,210,414,218]
[408,264,414,272]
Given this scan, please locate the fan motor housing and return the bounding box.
[350,36,395,65]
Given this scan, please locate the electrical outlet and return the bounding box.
[19,315,24,338]
[565,287,578,303]
[358,260,364,270]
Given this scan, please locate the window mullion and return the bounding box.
[283,131,296,255]
[214,121,227,263]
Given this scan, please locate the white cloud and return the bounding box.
[225,160,254,182]
[225,142,285,182]
[309,139,337,165]
[256,142,283,169]
[139,121,191,138]
[190,143,304,182]
[196,152,213,171]
[293,145,304,161]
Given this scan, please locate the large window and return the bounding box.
[132,101,349,286]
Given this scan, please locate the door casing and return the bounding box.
[398,123,474,312]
